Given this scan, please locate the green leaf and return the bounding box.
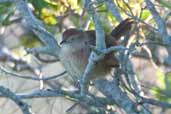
[140,9,150,20]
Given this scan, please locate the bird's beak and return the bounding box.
[60,40,66,45]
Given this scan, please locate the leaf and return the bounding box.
[41,8,57,25]
[140,9,150,20]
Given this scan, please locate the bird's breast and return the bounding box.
[59,43,112,80]
[59,44,90,80]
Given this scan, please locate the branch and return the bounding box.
[116,40,150,113]
[130,88,171,109]
[25,47,59,57]
[140,97,171,109]
[1,0,60,57]
[145,0,171,66]
[80,0,107,95]
[1,86,171,110]
[0,65,66,81]
[0,85,33,114]
[145,0,169,40]
[94,79,141,114]
[90,45,128,61]
[104,0,122,22]
[13,0,60,56]
[0,0,12,3]
[0,89,113,109]
[0,46,38,73]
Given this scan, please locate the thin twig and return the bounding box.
[0,65,66,81]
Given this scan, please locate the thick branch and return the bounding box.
[13,0,60,56]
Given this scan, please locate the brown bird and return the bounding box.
[59,18,133,81]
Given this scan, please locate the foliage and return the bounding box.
[1,0,171,114]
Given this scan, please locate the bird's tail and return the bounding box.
[110,18,134,41]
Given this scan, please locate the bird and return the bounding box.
[59,18,133,81]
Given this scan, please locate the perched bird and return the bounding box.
[59,18,133,81]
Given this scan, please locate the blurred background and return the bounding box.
[0,0,171,114]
